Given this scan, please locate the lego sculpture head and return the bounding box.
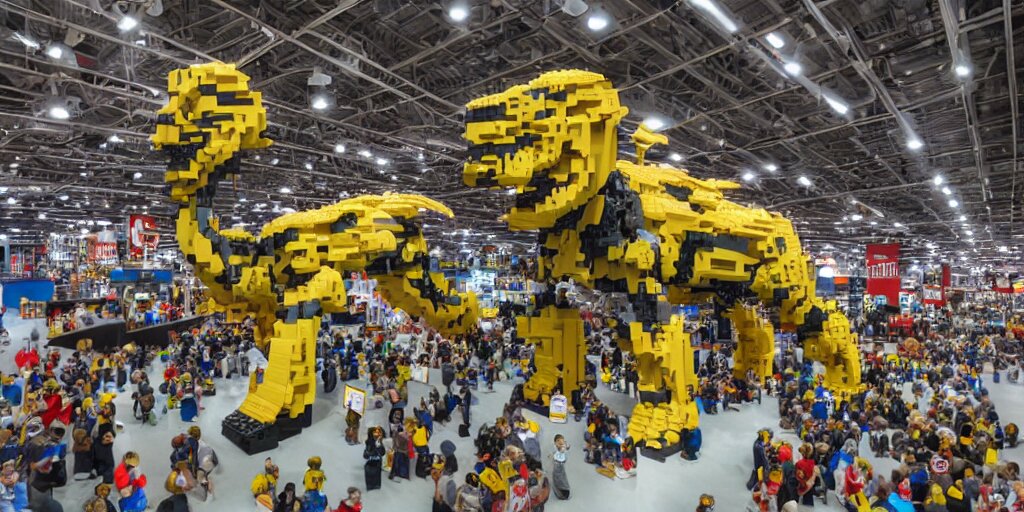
[463,70,627,230]
[152,63,271,203]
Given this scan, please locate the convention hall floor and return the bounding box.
[3,315,1021,511]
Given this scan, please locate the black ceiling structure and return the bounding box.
[0,0,1021,270]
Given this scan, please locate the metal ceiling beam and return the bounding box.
[1004,0,1020,239]
[236,0,363,67]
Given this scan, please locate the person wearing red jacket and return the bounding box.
[39,379,72,428]
[333,487,362,512]
[114,452,148,512]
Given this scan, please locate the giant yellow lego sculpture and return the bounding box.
[152,63,476,454]
[463,70,861,459]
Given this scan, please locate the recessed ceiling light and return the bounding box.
[783,61,802,75]
[334,144,346,153]
[948,199,959,208]
[390,175,398,181]
[742,172,755,182]
[310,95,329,111]
[797,175,812,187]
[48,106,70,120]
[825,96,848,115]
[376,157,389,166]
[358,149,372,158]
[279,187,292,194]
[850,214,863,221]
[304,162,313,171]
[643,116,666,131]
[586,13,609,31]
[941,186,952,195]
[37,213,46,219]
[132,172,143,180]
[108,134,123,143]
[669,153,683,162]
[764,164,777,172]
[57,194,68,201]
[448,4,469,22]
[765,32,785,49]
[117,16,139,32]
[933,175,943,186]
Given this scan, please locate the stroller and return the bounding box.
[133,391,157,425]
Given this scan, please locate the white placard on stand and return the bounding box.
[549,394,568,423]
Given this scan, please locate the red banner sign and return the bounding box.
[866,243,900,306]
[128,215,158,258]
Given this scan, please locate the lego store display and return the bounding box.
[463,70,861,458]
[152,63,477,453]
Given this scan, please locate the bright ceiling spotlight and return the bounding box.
[797,175,812,187]
[783,61,802,76]
[959,214,967,221]
[948,199,959,208]
[117,16,139,32]
[108,134,123,143]
[941,186,952,195]
[279,187,292,194]
[764,163,778,172]
[933,175,944,186]
[643,116,666,131]
[850,214,863,221]
[906,138,924,151]
[270,158,280,165]
[132,172,142,180]
[965,230,973,236]
[6,198,15,205]
[954,64,971,78]
[48,106,70,120]
[765,32,785,49]
[669,153,683,162]
[894,222,904,228]
[741,171,755,182]
[334,144,346,154]
[586,13,610,31]
[58,194,69,201]
[358,149,372,158]
[417,153,425,161]
[304,162,314,171]
[448,4,469,22]
[825,96,849,115]
[690,0,739,33]
[376,157,389,166]
[310,94,330,111]
[37,213,46,220]
[45,45,63,59]
[869,221,878,225]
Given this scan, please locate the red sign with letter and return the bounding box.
[866,243,900,306]
[128,215,159,258]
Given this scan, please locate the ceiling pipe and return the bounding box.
[1004,0,1020,239]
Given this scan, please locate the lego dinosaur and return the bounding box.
[152,63,477,453]
[463,70,861,459]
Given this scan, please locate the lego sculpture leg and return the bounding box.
[725,305,775,384]
[623,314,699,461]
[801,300,861,400]
[516,306,585,406]
[222,267,346,454]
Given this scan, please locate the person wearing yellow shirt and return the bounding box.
[304,456,328,511]
[251,458,278,508]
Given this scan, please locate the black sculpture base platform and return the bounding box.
[640,441,683,462]
[222,405,313,455]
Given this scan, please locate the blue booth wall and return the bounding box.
[2,280,55,309]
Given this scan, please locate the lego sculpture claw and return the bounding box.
[463,70,862,459]
[153,63,477,454]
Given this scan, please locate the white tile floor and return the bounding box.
[1,314,1021,511]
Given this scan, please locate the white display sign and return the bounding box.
[344,385,366,415]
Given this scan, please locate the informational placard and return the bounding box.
[343,385,366,415]
[410,365,430,384]
[866,243,900,306]
[548,394,568,423]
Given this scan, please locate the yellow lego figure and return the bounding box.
[463,70,861,459]
[152,63,477,454]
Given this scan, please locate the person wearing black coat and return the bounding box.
[364,427,386,490]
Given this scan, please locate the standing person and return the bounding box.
[177,373,199,422]
[275,482,301,512]
[389,422,412,481]
[527,463,550,512]
[454,473,484,512]
[460,386,472,427]
[25,418,67,512]
[550,435,570,500]
[113,452,148,512]
[302,457,328,512]
[431,455,457,512]
[363,427,385,491]
[333,487,362,512]
[251,458,279,509]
